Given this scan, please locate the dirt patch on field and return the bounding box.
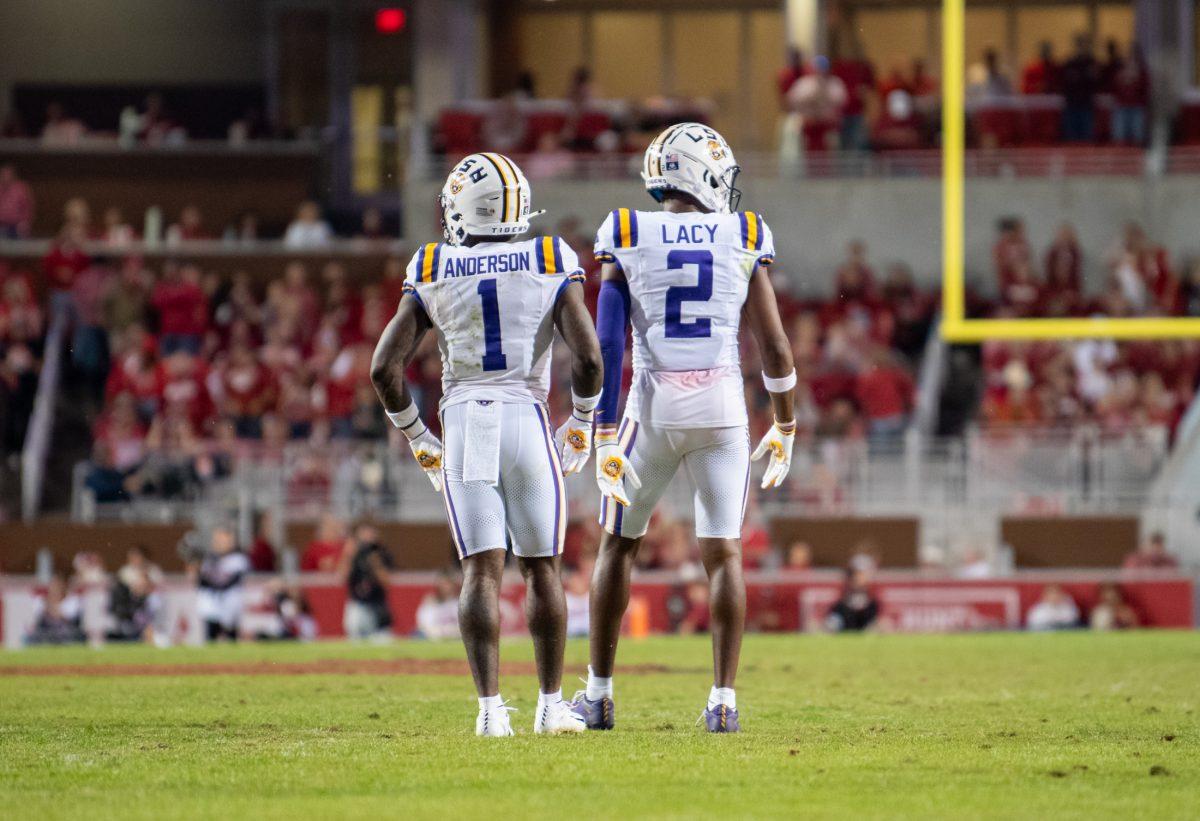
[0,659,691,678]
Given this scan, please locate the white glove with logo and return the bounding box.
[406,423,445,492]
[751,419,796,489]
[555,410,594,476]
[594,427,641,507]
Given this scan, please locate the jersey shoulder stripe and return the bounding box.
[738,212,764,251]
[611,208,638,249]
[416,242,443,283]
[535,235,566,274]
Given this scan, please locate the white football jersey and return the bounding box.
[403,236,584,408]
[594,208,775,429]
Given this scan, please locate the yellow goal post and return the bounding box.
[939,0,1200,341]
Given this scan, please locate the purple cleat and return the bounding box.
[571,691,616,730]
[702,704,740,733]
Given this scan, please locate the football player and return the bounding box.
[574,124,796,733]
[371,153,603,737]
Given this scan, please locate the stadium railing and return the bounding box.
[20,299,69,520]
[70,426,1170,556]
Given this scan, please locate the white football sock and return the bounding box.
[586,666,613,701]
[708,686,736,710]
[537,690,563,712]
[479,694,503,711]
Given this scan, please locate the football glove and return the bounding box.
[594,427,641,507]
[554,410,594,476]
[751,418,796,490]
[405,423,445,492]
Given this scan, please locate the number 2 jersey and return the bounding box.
[594,208,775,429]
[402,236,584,409]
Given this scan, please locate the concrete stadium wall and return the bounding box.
[405,174,1200,297]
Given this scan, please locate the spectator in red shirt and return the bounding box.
[872,89,922,151]
[380,256,406,313]
[106,325,161,421]
[1043,223,1082,315]
[247,512,278,573]
[1121,532,1178,570]
[1021,41,1061,94]
[909,58,938,98]
[0,277,44,346]
[836,240,877,297]
[993,216,1033,296]
[71,258,116,401]
[93,391,147,472]
[301,513,349,572]
[0,164,34,239]
[42,224,90,294]
[854,347,914,442]
[777,47,807,103]
[1110,43,1150,146]
[152,263,208,355]
[217,341,278,438]
[787,55,847,153]
[157,350,212,431]
[674,581,711,635]
[831,44,876,151]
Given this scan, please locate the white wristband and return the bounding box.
[571,389,602,413]
[386,404,424,436]
[762,369,797,393]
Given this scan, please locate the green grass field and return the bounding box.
[1,632,1197,819]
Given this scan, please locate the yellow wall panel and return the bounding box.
[855,9,931,79]
[1015,6,1089,68]
[517,12,584,99]
[592,12,665,101]
[749,9,786,152]
[963,8,1006,69]
[1095,4,1136,52]
[669,11,741,141]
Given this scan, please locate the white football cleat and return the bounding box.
[534,699,587,734]
[475,702,516,737]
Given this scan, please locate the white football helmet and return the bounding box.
[641,122,741,213]
[439,152,544,246]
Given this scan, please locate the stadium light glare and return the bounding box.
[938,0,1195,342]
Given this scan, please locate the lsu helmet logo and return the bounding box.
[602,455,623,480]
[449,173,466,196]
[707,140,726,161]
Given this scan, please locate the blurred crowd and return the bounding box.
[3,93,281,149]
[978,217,1200,435]
[776,34,1154,158]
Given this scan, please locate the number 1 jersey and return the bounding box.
[403,237,584,409]
[594,208,776,429]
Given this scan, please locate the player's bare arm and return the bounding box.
[551,279,604,475]
[369,295,444,491]
[369,294,430,413]
[743,264,797,489]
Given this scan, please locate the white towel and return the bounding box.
[462,400,501,485]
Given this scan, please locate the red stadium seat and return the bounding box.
[1178,102,1200,145]
[972,105,1020,148]
[574,110,614,147]
[524,111,569,152]
[437,110,484,155]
